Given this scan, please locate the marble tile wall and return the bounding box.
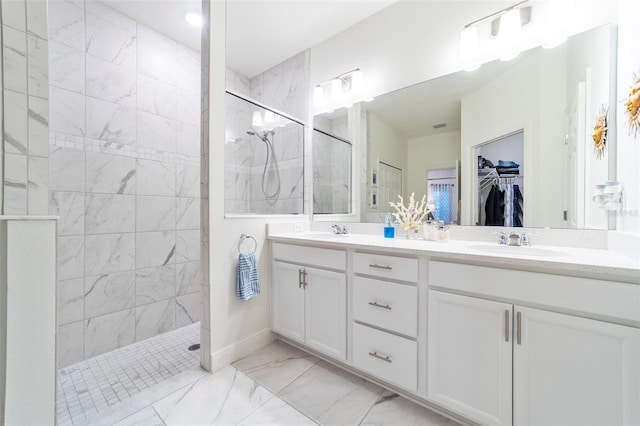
[1,0,49,215]
[47,1,202,367]
[224,51,308,215]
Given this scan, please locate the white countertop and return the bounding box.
[268,232,640,284]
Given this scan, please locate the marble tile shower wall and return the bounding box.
[224,51,308,214]
[313,116,351,214]
[1,0,49,215]
[47,1,202,368]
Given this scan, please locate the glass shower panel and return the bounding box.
[312,129,352,214]
[225,92,304,215]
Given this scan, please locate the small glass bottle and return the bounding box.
[384,216,395,238]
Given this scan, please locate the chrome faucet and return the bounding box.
[493,231,508,245]
[331,224,349,235]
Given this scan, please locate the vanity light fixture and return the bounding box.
[185,12,203,28]
[313,68,370,111]
[459,1,532,69]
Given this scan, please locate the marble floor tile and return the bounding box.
[361,390,456,426]
[233,339,320,394]
[238,396,317,426]
[279,361,384,426]
[152,365,273,426]
[113,406,164,426]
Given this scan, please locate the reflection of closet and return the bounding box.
[477,131,524,226]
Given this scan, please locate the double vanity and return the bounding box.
[268,229,639,426]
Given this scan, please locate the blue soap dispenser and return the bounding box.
[384,216,395,238]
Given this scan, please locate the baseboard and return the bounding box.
[209,328,275,372]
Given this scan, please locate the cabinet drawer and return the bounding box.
[352,322,417,392]
[353,252,418,282]
[353,276,417,337]
[272,243,346,271]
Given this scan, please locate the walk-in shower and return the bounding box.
[225,91,304,214]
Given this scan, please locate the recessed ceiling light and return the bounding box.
[185,13,203,28]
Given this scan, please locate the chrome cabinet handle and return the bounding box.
[302,270,308,289]
[368,301,391,310]
[368,351,392,363]
[298,269,303,288]
[517,311,522,345]
[505,310,510,342]
[368,264,392,270]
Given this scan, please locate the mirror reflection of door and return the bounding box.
[564,83,587,229]
[378,162,402,214]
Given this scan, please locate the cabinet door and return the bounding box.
[272,261,305,343]
[427,290,513,426]
[514,306,640,426]
[305,267,347,360]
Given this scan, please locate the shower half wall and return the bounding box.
[47,1,202,367]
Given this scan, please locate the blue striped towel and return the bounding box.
[237,252,260,300]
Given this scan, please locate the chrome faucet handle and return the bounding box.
[341,225,349,234]
[491,231,508,245]
[331,224,340,234]
[520,232,538,246]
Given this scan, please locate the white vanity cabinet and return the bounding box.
[271,243,347,360]
[428,261,640,426]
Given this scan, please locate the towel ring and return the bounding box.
[238,233,257,254]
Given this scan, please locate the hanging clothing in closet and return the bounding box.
[484,182,523,227]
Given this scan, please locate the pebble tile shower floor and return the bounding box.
[56,323,200,426]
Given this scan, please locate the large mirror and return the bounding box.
[357,24,616,229]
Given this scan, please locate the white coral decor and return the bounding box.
[389,193,428,231]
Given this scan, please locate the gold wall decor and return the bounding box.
[592,105,608,159]
[625,72,640,138]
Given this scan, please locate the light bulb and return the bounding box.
[252,111,263,126]
[185,13,203,28]
[351,70,364,94]
[313,85,325,107]
[331,78,343,101]
[460,26,481,71]
[264,110,275,123]
[499,8,521,61]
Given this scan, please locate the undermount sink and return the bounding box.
[466,244,567,258]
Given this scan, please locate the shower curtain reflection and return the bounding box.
[225,92,305,214]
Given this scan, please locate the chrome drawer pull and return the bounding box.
[368,301,391,310]
[368,351,392,363]
[368,263,392,270]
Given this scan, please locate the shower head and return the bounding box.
[246,127,273,143]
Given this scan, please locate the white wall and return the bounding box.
[205,1,311,371]
[367,112,408,208]
[616,0,640,236]
[407,131,460,199]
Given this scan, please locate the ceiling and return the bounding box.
[104,0,396,79]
